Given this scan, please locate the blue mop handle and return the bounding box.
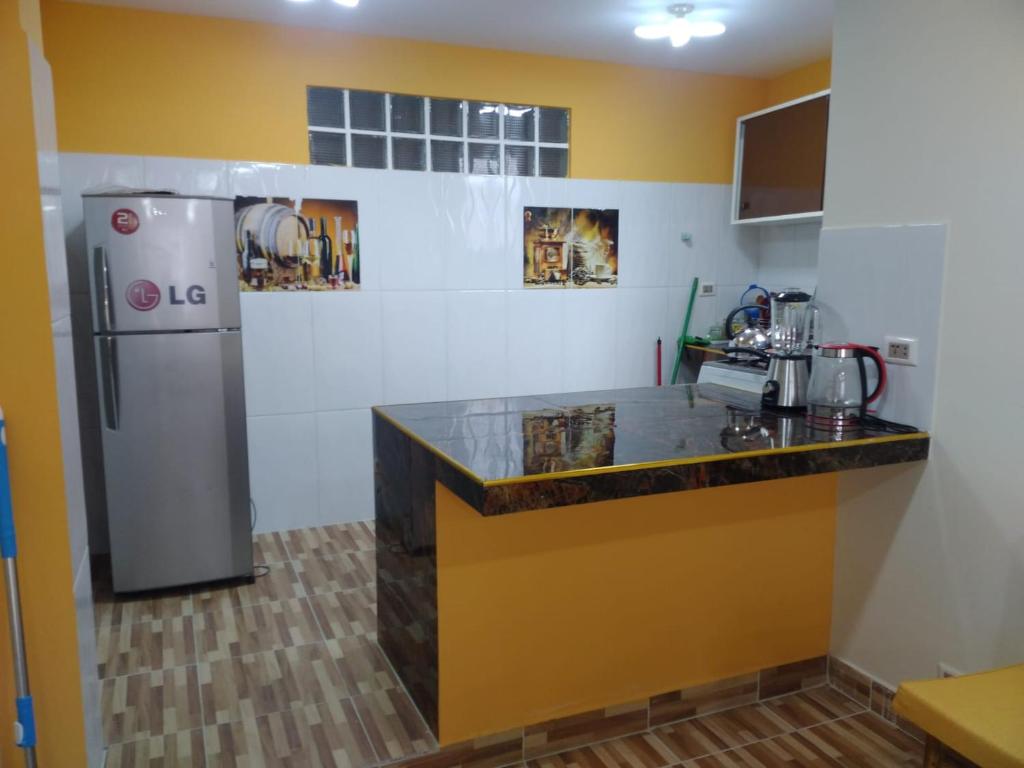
[0,412,15,559]
[0,409,37,752]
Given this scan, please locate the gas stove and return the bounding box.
[696,354,769,394]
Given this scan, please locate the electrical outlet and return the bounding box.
[699,282,716,297]
[937,662,963,678]
[884,336,918,366]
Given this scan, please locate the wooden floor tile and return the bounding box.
[758,657,828,700]
[654,701,793,761]
[524,701,648,760]
[192,562,304,614]
[102,666,203,745]
[308,587,377,640]
[295,551,375,596]
[252,531,291,565]
[681,730,838,767]
[763,687,865,730]
[204,699,377,768]
[194,598,322,662]
[828,657,872,708]
[285,522,375,559]
[97,616,197,679]
[93,587,195,630]
[105,728,206,768]
[399,728,523,768]
[353,688,437,762]
[199,643,349,726]
[650,673,758,727]
[529,732,676,768]
[800,712,923,767]
[327,635,400,696]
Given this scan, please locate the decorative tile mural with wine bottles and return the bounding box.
[235,196,361,291]
[523,206,619,288]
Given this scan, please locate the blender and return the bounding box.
[762,290,817,410]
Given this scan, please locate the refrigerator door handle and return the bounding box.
[99,336,120,431]
[92,245,115,332]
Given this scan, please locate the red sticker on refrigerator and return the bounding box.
[111,208,140,234]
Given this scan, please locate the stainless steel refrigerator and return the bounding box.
[85,193,253,593]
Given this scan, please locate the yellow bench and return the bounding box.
[893,664,1024,768]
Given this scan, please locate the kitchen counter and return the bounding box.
[373,384,929,746]
[372,383,929,516]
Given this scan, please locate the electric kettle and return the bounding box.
[806,343,888,431]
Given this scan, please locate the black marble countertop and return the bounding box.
[371,384,930,516]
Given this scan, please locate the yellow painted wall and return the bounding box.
[436,475,836,744]
[766,58,832,105]
[0,2,88,767]
[40,0,773,183]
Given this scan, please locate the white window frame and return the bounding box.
[307,88,570,177]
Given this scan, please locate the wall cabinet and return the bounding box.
[731,90,830,225]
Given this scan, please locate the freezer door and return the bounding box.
[86,195,240,333]
[97,330,253,592]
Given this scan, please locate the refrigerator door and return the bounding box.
[97,329,252,592]
[85,195,240,333]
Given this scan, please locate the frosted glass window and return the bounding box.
[350,91,386,131]
[392,138,426,171]
[309,131,347,166]
[390,95,425,134]
[468,102,500,140]
[469,143,500,175]
[431,140,464,172]
[352,134,386,168]
[504,106,535,142]
[539,108,569,144]
[539,147,568,178]
[307,88,568,176]
[431,99,463,137]
[307,87,345,128]
[505,145,535,176]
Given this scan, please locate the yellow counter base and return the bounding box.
[436,474,837,744]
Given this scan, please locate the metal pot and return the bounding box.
[725,305,770,350]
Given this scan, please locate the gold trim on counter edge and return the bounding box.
[372,407,488,485]
[484,432,930,487]
[372,406,928,489]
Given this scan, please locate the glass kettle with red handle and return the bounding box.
[806,343,888,431]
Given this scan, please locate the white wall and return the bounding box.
[59,153,760,534]
[755,221,821,294]
[826,0,1024,686]
[27,45,104,768]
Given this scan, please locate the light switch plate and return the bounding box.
[699,282,716,297]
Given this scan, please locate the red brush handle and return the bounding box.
[656,338,663,386]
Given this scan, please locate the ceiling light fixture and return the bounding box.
[634,4,725,48]
[332,0,359,6]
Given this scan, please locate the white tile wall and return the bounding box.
[446,290,509,401]
[312,291,384,411]
[506,290,564,396]
[316,409,374,526]
[380,290,447,405]
[59,153,767,533]
[31,46,103,767]
[755,221,822,294]
[816,224,946,430]
[246,413,318,534]
[240,293,316,416]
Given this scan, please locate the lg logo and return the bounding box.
[125,280,207,311]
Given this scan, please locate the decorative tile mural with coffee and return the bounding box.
[523,206,619,288]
